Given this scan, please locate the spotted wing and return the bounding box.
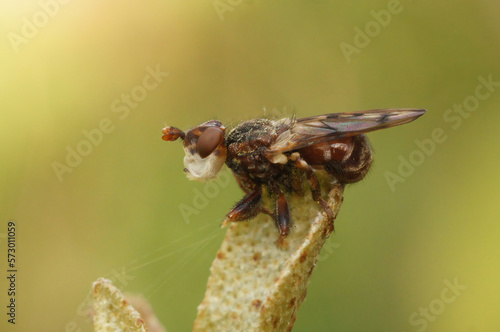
[266,109,426,156]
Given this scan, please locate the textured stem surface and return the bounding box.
[93,278,148,332]
[194,182,344,331]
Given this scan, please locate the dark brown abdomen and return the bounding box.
[298,135,373,183]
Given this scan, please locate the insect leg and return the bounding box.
[276,188,291,241]
[222,187,263,227]
[290,153,335,230]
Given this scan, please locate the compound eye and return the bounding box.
[197,127,224,158]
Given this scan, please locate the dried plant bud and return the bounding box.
[194,182,344,331]
[93,278,149,332]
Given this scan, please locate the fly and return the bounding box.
[162,108,426,242]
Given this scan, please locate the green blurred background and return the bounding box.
[1,1,499,331]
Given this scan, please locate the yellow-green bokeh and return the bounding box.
[1,1,499,331]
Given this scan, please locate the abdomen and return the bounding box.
[298,135,373,183]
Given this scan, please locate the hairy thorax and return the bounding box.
[225,119,290,184]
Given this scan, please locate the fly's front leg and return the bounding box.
[290,152,335,231]
[222,187,263,227]
[275,188,291,247]
[276,189,291,238]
